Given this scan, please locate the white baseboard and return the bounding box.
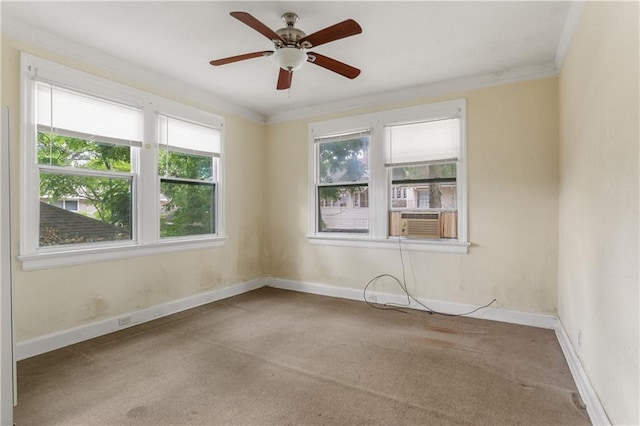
[265,277,610,425]
[266,277,558,329]
[15,278,267,361]
[555,322,612,425]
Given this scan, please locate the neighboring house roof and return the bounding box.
[39,202,130,246]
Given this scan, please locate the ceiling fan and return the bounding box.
[210,11,362,90]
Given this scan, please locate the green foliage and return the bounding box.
[319,186,340,202]
[38,132,132,229]
[318,137,368,204]
[37,133,218,243]
[160,180,214,237]
[158,150,214,238]
[158,149,212,181]
[438,163,457,178]
[38,132,130,171]
[40,173,132,227]
[318,137,368,184]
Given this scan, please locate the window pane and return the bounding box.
[160,180,215,238]
[39,173,132,246]
[390,162,457,239]
[391,163,456,181]
[64,200,78,211]
[391,163,457,210]
[318,186,368,233]
[159,149,213,181]
[37,132,131,172]
[318,136,369,184]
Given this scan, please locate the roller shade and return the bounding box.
[36,82,143,146]
[158,115,221,157]
[385,118,460,166]
[314,130,370,144]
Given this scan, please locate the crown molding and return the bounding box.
[555,1,586,71]
[265,62,559,124]
[1,16,267,124]
[2,14,568,127]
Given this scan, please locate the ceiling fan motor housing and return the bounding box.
[275,13,308,47]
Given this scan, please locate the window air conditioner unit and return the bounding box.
[400,212,441,238]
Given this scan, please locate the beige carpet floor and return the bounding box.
[15,287,590,425]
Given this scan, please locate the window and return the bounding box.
[35,82,140,247]
[386,118,460,240]
[315,131,370,234]
[392,186,407,208]
[62,200,79,211]
[20,54,225,270]
[308,100,467,253]
[158,115,220,238]
[354,189,369,208]
[47,199,78,211]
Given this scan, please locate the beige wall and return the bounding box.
[1,37,266,341]
[558,2,639,424]
[265,77,560,313]
[4,4,638,422]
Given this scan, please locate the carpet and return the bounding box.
[14,287,590,425]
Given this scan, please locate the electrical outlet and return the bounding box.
[118,316,131,327]
[577,329,582,347]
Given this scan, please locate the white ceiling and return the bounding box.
[2,1,572,122]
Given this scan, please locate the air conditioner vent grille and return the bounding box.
[400,212,441,238]
[400,212,440,220]
[406,219,438,236]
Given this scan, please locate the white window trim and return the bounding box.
[308,100,469,253]
[19,53,226,270]
[18,236,228,272]
[152,99,225,243]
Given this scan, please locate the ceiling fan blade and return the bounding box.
[308,52,361,79]
[210,51,273,66]
[299,19,362,48]
[277,68,293,90]
[230,11,283,43]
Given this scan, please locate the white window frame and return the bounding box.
[308,100,469,253]
[19,53,226,271]
[153,105,224,243]
[314,129,371,235]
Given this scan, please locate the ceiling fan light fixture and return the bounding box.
[274,47,307,72]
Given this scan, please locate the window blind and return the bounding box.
[314,130,370,145]
[36,82,143,146]
[158,115,221,157]
[384,118,460,166]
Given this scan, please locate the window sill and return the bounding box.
[18,236,228,271]
[307,235,470,253]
